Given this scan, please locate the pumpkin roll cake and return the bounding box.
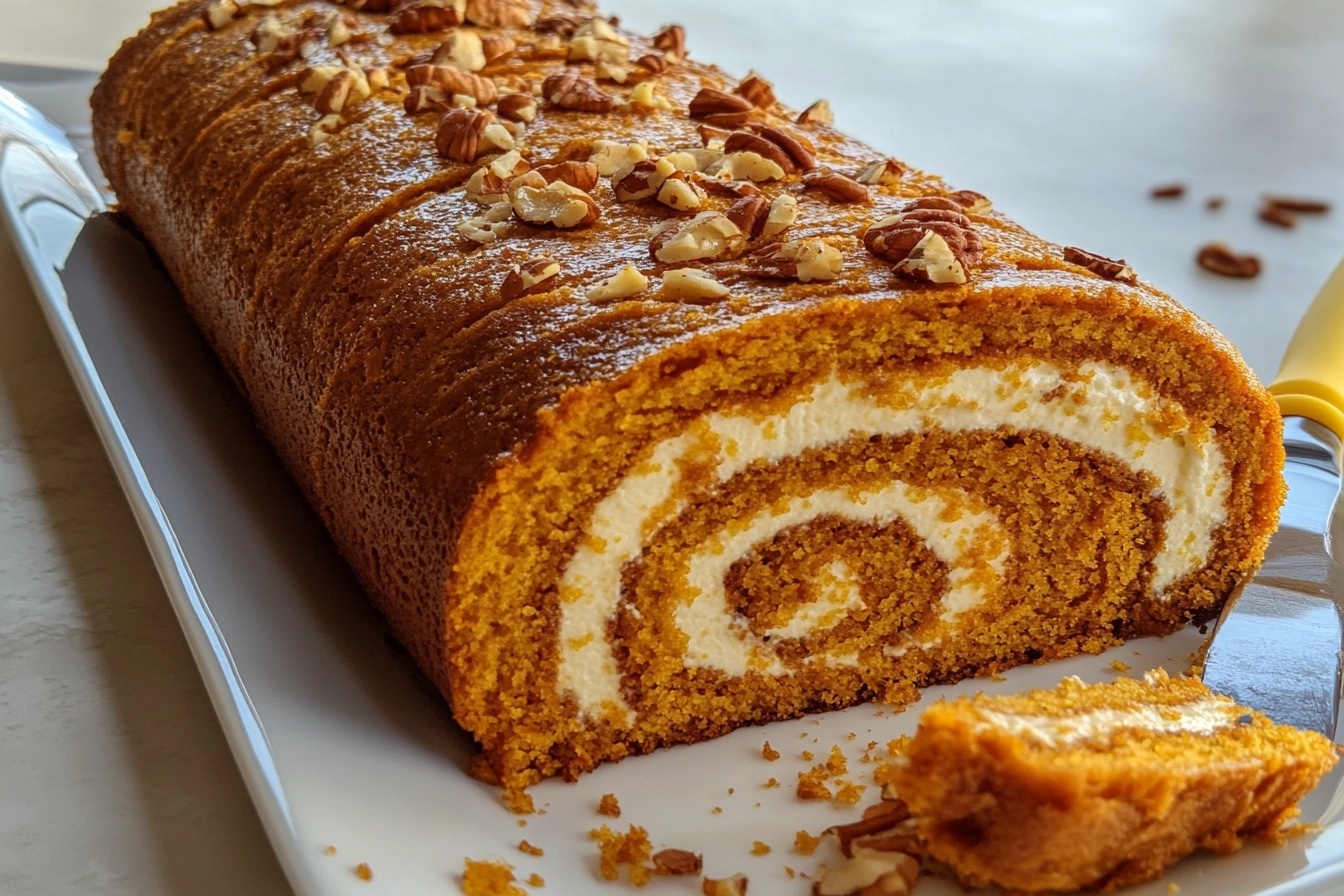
[92,0,1284,789]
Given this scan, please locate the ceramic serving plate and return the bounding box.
[4,41,1344,896]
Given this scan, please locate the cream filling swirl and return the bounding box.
[557,361,1229,721]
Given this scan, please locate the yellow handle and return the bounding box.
[1270,258,1344,440]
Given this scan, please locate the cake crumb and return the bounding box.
[322,845,337,856]
[517,819,528,828]
[886,736,911,758]
[827,745,848,776]
[518,840,544,857]
[503,788,536,815]
[1166,884,1180,894]
[354,863,373,882]
[590,824,655,885]
[598,793,621,818]
[834,779,867,805]
[785,866,797,879]
[463,858,526,896]
[764,777,780,788]
[762,741,780,761]
[468,754,501,784]
[751,840,771,856]
[528,873,545,887]
[794,830,821,855]
[801,750,815,761]
[712,806,723,815]
[1111,659,1132,673]
[728,787,735,795]
[797,767,833,801]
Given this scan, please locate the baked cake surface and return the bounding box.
[91,0,1285,789]
[887,671,1338,892]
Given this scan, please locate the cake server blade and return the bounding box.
[1203,257,1344,738]
[1202,417,1343,735]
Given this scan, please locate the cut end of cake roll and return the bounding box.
[90,1,1285,793]
[883,671,1338,893]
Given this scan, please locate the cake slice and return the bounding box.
[887,671,1338,893]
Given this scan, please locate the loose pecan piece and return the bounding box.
[496,93,537,123]
[480,34,516,64]
[542,71,615,112]
[652,848,703,876]
[1195,242,1261,278]
[1062,246,1138,283]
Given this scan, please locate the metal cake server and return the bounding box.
[1203,259,1344,737]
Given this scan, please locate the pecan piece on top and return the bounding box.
[734,71,776,108]
[541,71,615,112]
[796,98,834,128]
[802,168,871,204]
[864,196,984,285]
[390,1,463,34]
[688,87,754,119]
[1062,246,1138,284]
[435,106,510,162]
[651,23,686,62]
[747,123,816,171]
[725,194,771,240]
[464,0,531,29]
[500,257,561,299]
[723,131,796,175]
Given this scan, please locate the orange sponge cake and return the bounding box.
[887,672,1338,892]
[91,0,1285,790]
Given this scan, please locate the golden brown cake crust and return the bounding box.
[92,1,1285,788]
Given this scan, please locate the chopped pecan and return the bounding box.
[688,87,754,119]
[746,123,816,171]
[203,0,242,30]
[307,113,340,147]
[590,140,650,176]
[763,194,798,238]
[802,168,870,204]
[464,150,528,204]
[569,17,630,66]
[652,848,703,876]
[748,238,844,282]
[406,64,497,105]
[1195,242,1261,278]
[796,99,834,128]
[344,0,396,9]
[701,873,748,896]
[435,107,500,162]
[534,12,582,38]
[723,131,796,175]
[734,71,776,108]
[855,158,903,186]
[509,174,601,228]
[657,268,731,303]
[696,123,732,149]
[404,85,450,114]
[535,161,599,192]
[650,211,743,262]
[464,0,530,28]
[457,201,512,243]
[636,52,668,73]
[613,160,661,201]
[1062,245,1138,283]
[496,93,538,123]
[587,265,650,303]
[431,28,486,70]
[1150,183,1186,199]
[825,800,914,858]
[864,197,983,285]
[391,0,463,34]
[1258,204,1296,228]
[812,849,919,896]
[500,257,561,299]
[1263,195,1331,214]
[725,194,770,240]
[542,71,615,112]
[627,80,673,111]
[693,175,760,199]
[657,171,705,213]
[480,34,516,64]
[947,189,991,214]
[314,69,360,114]
[652,23,686,62]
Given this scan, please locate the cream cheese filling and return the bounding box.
[973,696,1240,746]
[557,360,1229,721]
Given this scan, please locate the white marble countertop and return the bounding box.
[1,2,1341,895]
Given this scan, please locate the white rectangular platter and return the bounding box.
[4,2,1344,891]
